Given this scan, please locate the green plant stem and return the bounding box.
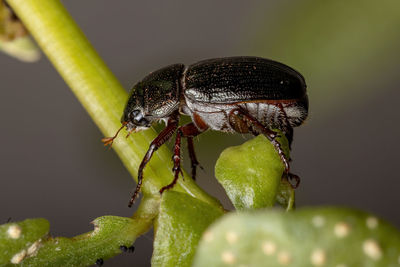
[7,0,221,208]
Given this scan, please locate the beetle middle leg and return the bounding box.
[128,115,179,207]
[229,108,291,176]
[160,123,203,193]
[187,136,203,180]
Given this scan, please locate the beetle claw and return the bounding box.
[288,173,301,188]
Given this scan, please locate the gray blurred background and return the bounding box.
[1,0,399,266]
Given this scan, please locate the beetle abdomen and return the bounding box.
[182,98,307,133]
[183,57,306,104]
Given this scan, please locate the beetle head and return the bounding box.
[101,84,154,147]
[121,81,155,132]
[102,63,184,147]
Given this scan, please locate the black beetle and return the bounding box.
[103,56,308,207]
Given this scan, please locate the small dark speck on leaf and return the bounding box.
[95,258,104,266]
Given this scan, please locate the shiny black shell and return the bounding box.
[183,56,306,104]
[122,56,307,124]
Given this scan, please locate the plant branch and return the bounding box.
[7,0,221,208]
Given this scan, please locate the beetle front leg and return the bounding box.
[128,115,179,207]
[230,108,291,176]
[160,123,203,193]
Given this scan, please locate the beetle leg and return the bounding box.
[187,136,202,180]
[128,115,179,208]
[274,105,301,188]
[160,123,203,193]
[284,127,294,152]
[230,108,290,174]
[288,172,300,188]
[160,131,183,194]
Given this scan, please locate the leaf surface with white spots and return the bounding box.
[193,207,400,267]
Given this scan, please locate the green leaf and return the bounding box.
[276,178,296,211]
[152,191,224,267]
[0,218,49,265]
[193,207,400,267]
[2,215,152,266]
[215,134,289,210]
[0,197,158,266]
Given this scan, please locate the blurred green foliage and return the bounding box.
[193,207,400,267]
[0,1,40,61]
[249,0,400,115]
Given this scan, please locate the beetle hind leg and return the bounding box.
[288,172,300,188]
[229,108,293,180]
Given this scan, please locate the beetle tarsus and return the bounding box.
[271,139,290,172]
[288,173,301,188]
[187,136,201,180]
[160,126,183,194]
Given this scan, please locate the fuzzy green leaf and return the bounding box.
[276,178,296,211]
[152,191,224,267]
[0,214,153,266]
[22,216,143,266]
[0,218,49,265]
[215,134,289,210]
[193,207,400,267]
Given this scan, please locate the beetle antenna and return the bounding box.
[101,122,127,147]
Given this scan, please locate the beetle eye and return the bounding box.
[135,117,149,126]
[130,110,140,119]
[129,110,149,126]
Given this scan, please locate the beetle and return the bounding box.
[102,56,308,207]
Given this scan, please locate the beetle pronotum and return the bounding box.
[103,56,308,207]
